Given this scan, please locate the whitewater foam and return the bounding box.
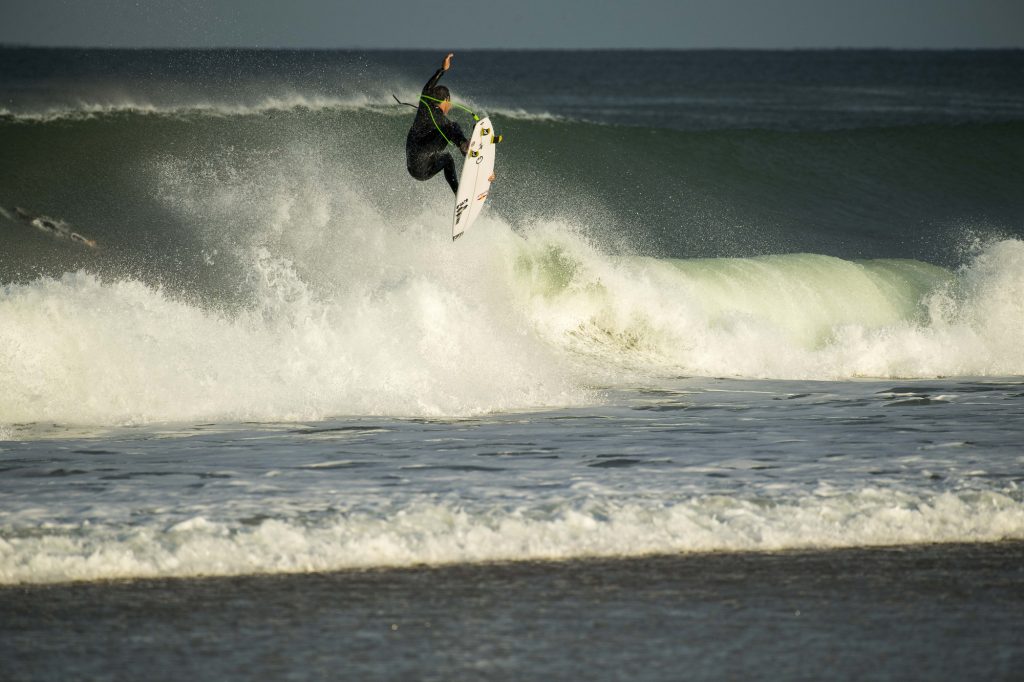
[3,227,1024,426]
[514,230,1024,380]
[2,488,1021,585]
[0,257,583,425]
[0,95,567,124]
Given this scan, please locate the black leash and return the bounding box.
[392,94,418,109]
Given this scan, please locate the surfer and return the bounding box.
[405,53,470,195]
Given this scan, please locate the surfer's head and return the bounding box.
[431,85,451,114]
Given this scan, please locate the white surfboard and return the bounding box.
[452,116,497,241]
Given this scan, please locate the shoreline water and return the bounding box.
[2,538,1022,588]
[3,376,1022,586]
[4,541,1022,681]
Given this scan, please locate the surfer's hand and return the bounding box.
[459,140,469,155]
[443,53,454,71]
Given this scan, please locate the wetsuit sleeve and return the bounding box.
[422,67,445,95]
[444,119,468,151]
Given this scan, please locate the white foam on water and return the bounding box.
[3,217,1023,425]
[2,95,386,123]
[2,488,1021,585]
[0,258,582,424]
[0,94,567,123]
[515,228,1024,380]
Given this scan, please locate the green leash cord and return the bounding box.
[392,93,480,147]
[419,94,479,147]
[393,93,501,147]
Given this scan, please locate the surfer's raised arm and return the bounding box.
[422,52,454,95]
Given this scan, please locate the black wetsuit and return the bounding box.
[405,67,468,195]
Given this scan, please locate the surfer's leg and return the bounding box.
[441,154,459,195]
[411,152,458,194]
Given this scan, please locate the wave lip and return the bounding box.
[0,92,423,122]
[2,488,1021,585]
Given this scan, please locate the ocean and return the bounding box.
[1,48,1023,679]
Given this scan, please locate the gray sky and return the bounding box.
[1,0,1022,49]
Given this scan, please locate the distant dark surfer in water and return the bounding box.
[403,52,479,195]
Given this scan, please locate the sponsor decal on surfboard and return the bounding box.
[454,198,469,226]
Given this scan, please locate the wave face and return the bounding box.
[3,107,1023,264]
[2,49,1024,425]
